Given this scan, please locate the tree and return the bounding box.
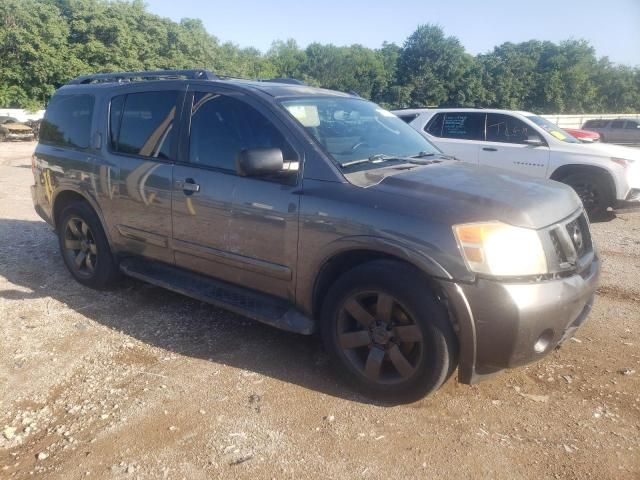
[396,24,486,108]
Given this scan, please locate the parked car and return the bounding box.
[582,118,640,144]
[394,108,640,217]
[563,127,600,143]
[0,116,35,141]
[32,70,600,400]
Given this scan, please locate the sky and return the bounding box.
[145,0,640,66]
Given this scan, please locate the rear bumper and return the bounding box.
[440,255,600,384]
[31,184,53,225]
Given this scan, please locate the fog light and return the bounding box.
[534,329,554,353]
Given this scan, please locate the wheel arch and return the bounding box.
[309,240,453,323]
[550,164,617,200]
[51,189,114,247]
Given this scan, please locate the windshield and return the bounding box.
[525,115,581,144]
[280,97,441,166]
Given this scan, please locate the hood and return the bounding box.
[362,162,582,229]
[553,141,640,161]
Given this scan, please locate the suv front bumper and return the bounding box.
[440,255,600,384]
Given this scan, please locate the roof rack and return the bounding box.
[260,78,306,85]
[67,69,218,85]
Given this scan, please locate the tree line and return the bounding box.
[1,0,639,113]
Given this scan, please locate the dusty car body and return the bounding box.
[31,70,600,400]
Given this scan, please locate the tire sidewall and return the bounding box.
[57,202,118,289]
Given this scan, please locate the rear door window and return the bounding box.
[40,94,94,148]
[611,120,625,129]
[441,112,485,140]
[110,91,179,159]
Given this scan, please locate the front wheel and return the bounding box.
[321,260,457,402]
[561,172,613,220]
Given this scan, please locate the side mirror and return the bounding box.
[236,148,284,177]
[523,134,544,146]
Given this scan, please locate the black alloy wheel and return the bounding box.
[337,290,424,384]
[321,260,458,401]
[62,216,99,278]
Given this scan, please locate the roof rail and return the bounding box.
[260,78,306,86]
[67,69,218,85]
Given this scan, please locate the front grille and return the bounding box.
[547,212,593,271]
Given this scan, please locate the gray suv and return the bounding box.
[583,118,640,144]
[31,70,600,400]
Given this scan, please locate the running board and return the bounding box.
[119,258,315,335]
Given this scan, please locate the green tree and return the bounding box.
[396,24,485,108]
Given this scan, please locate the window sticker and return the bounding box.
[285,105,320,127]
[550,130,567,140]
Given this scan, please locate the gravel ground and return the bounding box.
[1,142,639,479]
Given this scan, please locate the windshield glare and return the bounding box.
[281,97,440,166]
[526,115,580,144]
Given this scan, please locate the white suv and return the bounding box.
[393,108,640,217]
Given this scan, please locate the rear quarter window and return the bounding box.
[424,113,444,137]
[40,94,95,148]
[396,113,419,124]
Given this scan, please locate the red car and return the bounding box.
[563,127,600,143]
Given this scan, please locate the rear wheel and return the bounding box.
[561,172,613,220]
[58,202,119,289]
[321,260,457,401]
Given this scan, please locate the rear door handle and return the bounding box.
[482,147,498,152]
[175,179,200,194]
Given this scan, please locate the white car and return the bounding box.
[393,108,640,217]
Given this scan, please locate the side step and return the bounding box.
[119,258,315,335]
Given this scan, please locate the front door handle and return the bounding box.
[482,147,498,152]
[176,178,200,194]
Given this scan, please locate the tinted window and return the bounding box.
[611,120,625,129]
[583,120,608,128]
[397,113,419,124]
[441,113,484,140]
[625,120,639,129]
[486,113,533,144]
[189,92,295,171]
[109,95,125,150]
[40,95,94,148]
[425,113,445,137]
[112,91,178,159]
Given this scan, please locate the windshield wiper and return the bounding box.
[411,151,436,158]
[340,154,400,168]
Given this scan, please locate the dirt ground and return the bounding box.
[0,141,639,480]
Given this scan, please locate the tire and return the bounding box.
[320,259,458,402]
[57,202,119,289]
[561,171,613,220]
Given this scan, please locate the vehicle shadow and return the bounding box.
[0,218,401,406]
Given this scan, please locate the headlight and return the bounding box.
[611,157,634,168]
[453,222,548,276]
